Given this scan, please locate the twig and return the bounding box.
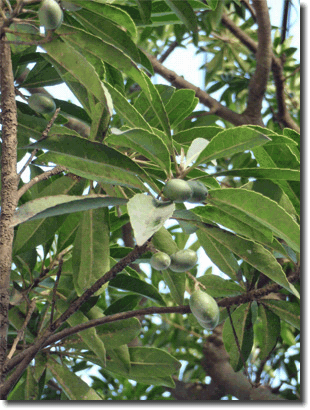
[18,107,61,180]
[143,51,247,127]
[226,306,255,387]
[50,258,63,327]
[6,299,37,360]
[17,165,67,199]
[158,39,179,63]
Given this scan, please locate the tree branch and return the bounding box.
[144,51,250,126]
[0,36,19,386]
[243,0,272,123]
[201,325,285,400]
[4,267,299,377]
[221,12,300,132]
[1,241,152,398]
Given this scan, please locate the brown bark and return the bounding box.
[201,326,285,400]
[243,0,272,123]
[221,12,300,132]
[0,37,19,390]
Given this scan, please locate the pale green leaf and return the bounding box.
[127,194,175,245]
[47,360,103,400]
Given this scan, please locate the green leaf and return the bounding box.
[194,126,271,166]
[257,304,281,361]
[47,360,103,400]
[165,89,198,129]
[173,126,223,145]
[107,345,131,374]
[104,82,152,131]
[95,318,141,349]
[42,38,113,115]
[13,177,84,254]
[107,128,171,174]
[72,0,137,37]
[261,299,300,330]
[57,299,107,366]
[173,209,201,234]
[74,9,141,63]
[11,195,128,227]
[162,270,185,305]
[104,294,141,315]
[105,347,181,388]
[164,0,198,32]
[109,273,166,306]
[210,168,300,181]
[196,228,240,280]
[194,206,290,258]
[198,275,245,298]
[223,303,253,372]
[127,194,175,246]
[72,208,110,296]
[141,73,171,138]
[57,25,151,99]
[135,0,152,23]
[208,188,300,252]
[26,134,149,190]
[197,225,299,298]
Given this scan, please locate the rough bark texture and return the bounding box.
[0,37,19,391]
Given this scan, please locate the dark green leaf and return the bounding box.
[261,299,300,330]
[109,273,166,306]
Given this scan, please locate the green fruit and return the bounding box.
[189,288,219,330]
[162,179,192,203]
[61,1,82,11]
[28,93,56,114]
[150,252,171,271]
[152,227,179,256]
[169,249,198,272]
[39,0,63,30]
[187,180,208,203]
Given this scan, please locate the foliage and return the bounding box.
[0,0,300,401]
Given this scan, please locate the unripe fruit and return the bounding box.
[150,252,171,271]
[189,288,219,330]
[39,0,63,30]
[152,227,179,256]
[162,179,192,203]
[169,249,198,272]
[28,93,56,114]
[187,180,208,203]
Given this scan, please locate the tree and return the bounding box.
[0,0,300,401]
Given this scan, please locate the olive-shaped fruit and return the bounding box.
[61,1,82,11]
[187,180,208,203]
[39,0,63,30]
[150,252,171,271]
[28,93,56,114]
[189,288,219,330]
[169,249,198,272]
[162,179,192,203]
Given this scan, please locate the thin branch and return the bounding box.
[221,12,300,132]
[143,51,248,126]
[1,241,152,398]
[6,299,37,360]
[4,266,299,377]
[243,0,272,123]
[17,165,67,199]
[158,39,179,63]
[281,0,291,44]
[50,258,63,326]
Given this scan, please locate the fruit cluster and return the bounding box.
[162,179,208,203]
[150,249,198,273]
